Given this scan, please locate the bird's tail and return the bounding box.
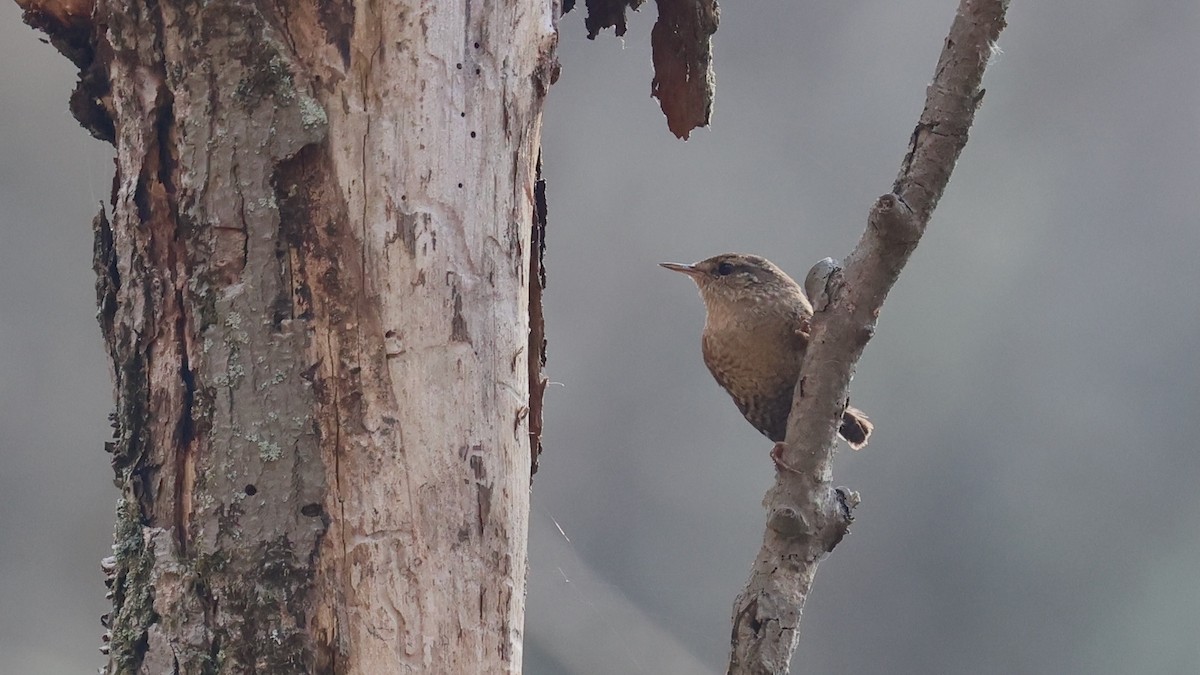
[839,406,873,450]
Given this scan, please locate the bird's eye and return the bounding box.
[715,261,734,276]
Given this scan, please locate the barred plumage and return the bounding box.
[662,253,872,448]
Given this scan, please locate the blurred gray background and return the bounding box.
[3,1,1199,673]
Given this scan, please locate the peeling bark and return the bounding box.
[650,0,718,140]
[574,0,646,38]
[21,0,556,671]
[568,0,717,138]
[529,154,548,475]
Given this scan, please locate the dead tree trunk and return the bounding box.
[19,0,556,672]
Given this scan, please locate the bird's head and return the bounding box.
[660,253,804,313]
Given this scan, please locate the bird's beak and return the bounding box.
[659,262,703,278]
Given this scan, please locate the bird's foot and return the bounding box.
[795,318,811,341]
[771,442,803,474]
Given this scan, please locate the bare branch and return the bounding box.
[728,1,1009,672]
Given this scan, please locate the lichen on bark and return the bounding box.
[39,0,334,670]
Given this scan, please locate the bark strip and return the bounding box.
[529,154,549,476]
[650,0,718,139]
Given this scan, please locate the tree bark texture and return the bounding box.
[20,0,557,672]
[727,1,1009,673]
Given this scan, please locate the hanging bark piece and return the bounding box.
[651,0,718,139]
[570,0,647,38]
[566,0,718,138]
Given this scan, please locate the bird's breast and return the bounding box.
[700,313,803,403]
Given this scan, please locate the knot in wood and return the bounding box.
[869,192,920,244]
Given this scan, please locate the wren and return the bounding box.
[661,253,873,449]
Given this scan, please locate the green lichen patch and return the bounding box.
[107,499,158,674]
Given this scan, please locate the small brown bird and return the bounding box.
[661,253,873,449]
